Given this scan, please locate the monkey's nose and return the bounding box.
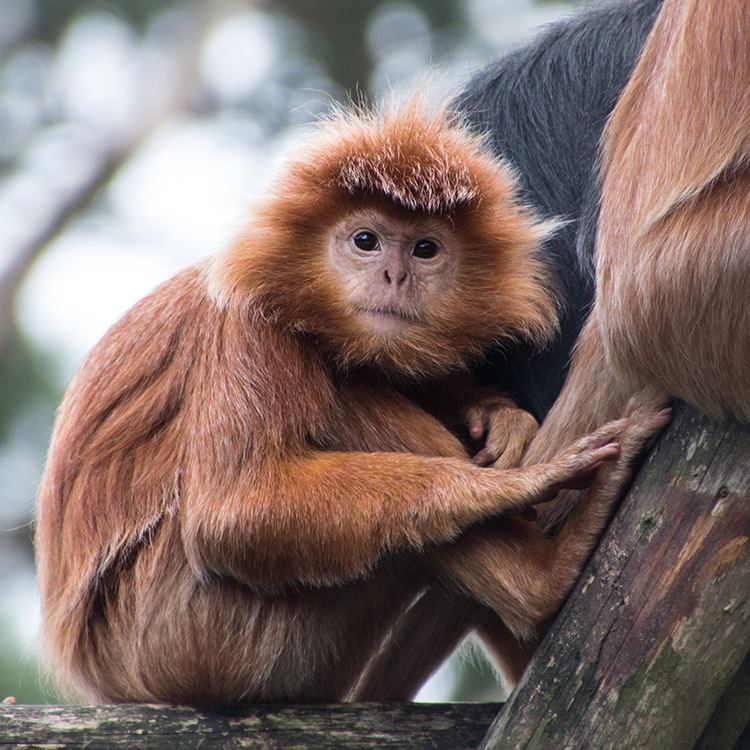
[383,269,408,286]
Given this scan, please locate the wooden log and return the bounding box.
[480,403,750,750]
[0,702,501,749]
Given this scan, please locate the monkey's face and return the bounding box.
[209,100,558,378]
[328,208,460,340]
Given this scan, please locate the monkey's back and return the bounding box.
[34,265,324,701]
[34,263,449,705]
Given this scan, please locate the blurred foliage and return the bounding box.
[0,627,48,704]
[26,0,466,93]
[267,0,465,93]
[33,0,178,42]
[0,327,61,442]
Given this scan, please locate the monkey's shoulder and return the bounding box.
[63,264,212,402]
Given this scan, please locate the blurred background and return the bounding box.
[0,0,587,704]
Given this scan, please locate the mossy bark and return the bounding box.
[481,403,750,750]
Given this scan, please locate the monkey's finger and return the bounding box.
[572,417,630,453]
[535,442,619,503]
[582,442,620,465]
[631,406,672,436]
[476,434,525,468]
[558,460,609,490]
[489,450,523,470]
[560,442,620,480]
[486,439,528,469]
[473,447,494,466]
[474,431,512,466]
[483,413,537,466]
[469,417,487,440]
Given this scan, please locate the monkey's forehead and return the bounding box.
[276,97,516,216]
[332,149,480,214]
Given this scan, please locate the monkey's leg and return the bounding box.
[350,586,477,701]
[474,616,541,691]
[352,588,538,701]
[352,463,628,701]
[523,319,634,532]
[81,530,426,706]
[425,517,580,641]
[430,396,670,640]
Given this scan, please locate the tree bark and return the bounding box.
[480,402,750,750]
[0,702,500,749]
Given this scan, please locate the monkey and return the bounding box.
[493,0,750,534]
[34,96,670,706]
[454,0,664,423]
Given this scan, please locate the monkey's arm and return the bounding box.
[180,435,619,591]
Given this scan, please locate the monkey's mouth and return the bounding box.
[356,306,421,334]
[359,307,420,323]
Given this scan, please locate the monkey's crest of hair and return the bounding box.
[327,101,481,214]
[210,97,558,377]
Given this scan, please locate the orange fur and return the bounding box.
[529,0,750,531]
[35,99,662,705]
[209,101,558,377]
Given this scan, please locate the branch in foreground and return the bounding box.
[0,702,500,749]
[481,402,750,750]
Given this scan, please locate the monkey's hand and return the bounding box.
[466,390,538,469]
[531,422,626,504]
[587,388,673,495]
[534,392,672,505]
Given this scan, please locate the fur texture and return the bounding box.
[34,99,662,705]
[455,0,663,420]
[525,0,750,531]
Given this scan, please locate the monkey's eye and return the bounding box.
[413,239,439,259]
[353,231,380,252]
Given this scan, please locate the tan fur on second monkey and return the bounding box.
[35,98,667,706]
[523,0,750,533]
